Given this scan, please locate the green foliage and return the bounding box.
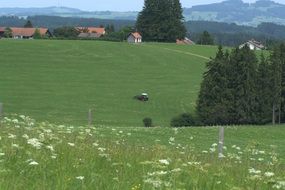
[103,26,133,41]
[3,27,12,38]
[53,26,80,39]
[136,0,186,42]
[105,24,115,34]
[143,117,152,127]
[197,31,214,45]
[171,113,195,127]
[33,28,42,39]
[24,20,33,28]
[197,43,285,125]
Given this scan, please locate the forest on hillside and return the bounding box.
[1,15,285,46]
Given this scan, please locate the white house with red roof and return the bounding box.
[127,32,142,43]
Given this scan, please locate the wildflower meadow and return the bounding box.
[0,115,284,189]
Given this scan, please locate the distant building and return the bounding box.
[176,37,195,45]
[239,39,265,50]
[127,32,142,43]
[0,27,52,39]
[0,27,4,38]
[76,27,106,38]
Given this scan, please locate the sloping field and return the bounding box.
[0,40,217,126]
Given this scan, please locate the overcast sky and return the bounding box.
[0,0,284,11]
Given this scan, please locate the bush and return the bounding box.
[143,118,152,127]
[171,113,195,127]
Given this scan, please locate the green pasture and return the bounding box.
[0,40,218,126]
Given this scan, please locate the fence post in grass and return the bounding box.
[0,103,3,120]
[0,103,3,127]
[218,126,225,159]
[88,109,92,126]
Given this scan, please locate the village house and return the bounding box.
[239,39,265,50]
[0,27,52,39]
[176,37,195,45]
[0,27,4,38]
[127,32,142,43]
[76,27,106,38]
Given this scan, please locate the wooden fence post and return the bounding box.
[88,109,92,126]
[218,126,225,159]
[0,103,3,121]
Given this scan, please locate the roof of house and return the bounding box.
[78,32,102,38]
[129,32,142,39]
[0,27,5,32]
[176,37,195,45]
[9,27,49,37]
[240,39,265,49]
[76,27,105,35]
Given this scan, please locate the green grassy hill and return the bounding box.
[0,40,218,126]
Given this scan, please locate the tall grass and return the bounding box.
[0,115,284,189]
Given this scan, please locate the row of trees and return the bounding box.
[197,44,285,125]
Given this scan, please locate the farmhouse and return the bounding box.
[0,27,52,39]
[127,32,142,43]
[239,39,265,50]
[176,37,195,45]
[76,27,106,38]
[0,27,4,38]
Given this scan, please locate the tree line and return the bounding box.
[196,44,285,126]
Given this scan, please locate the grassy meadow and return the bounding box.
[0,40,218,127]
[1,40,284,190]
[0,116,284,189]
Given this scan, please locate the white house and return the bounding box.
[239,39,265,50]
[127,32,142,43]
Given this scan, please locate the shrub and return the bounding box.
[143,117,152,127]
[171,113,195,127]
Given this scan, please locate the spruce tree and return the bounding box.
[197,46,230,125]
[136,0,186,42]
[269,46,282,124]
[228,45,258,124]
[256,53,272,124]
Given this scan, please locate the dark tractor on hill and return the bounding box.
[134,93,149,102]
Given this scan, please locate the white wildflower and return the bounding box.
[8,134,16,139]
[76,176,85,180]
[249,168,261,175]
[29,161,39,166]
[68,143,75,147]
[212,143,218,147]
[159,159,170,165]
[22,134,29,139]
[264,172,275,177]
[27,138,42,149]
[169,137,175,142]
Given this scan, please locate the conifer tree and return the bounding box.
[136,0,186,42]
[269,46,283,124]
[197,46,230,125]
[228,45,258,124]
[256,53,272,124]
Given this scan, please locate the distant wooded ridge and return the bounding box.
[1,15,285,47]
[1,0,285,26]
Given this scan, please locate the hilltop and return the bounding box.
[184,0,285,26]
